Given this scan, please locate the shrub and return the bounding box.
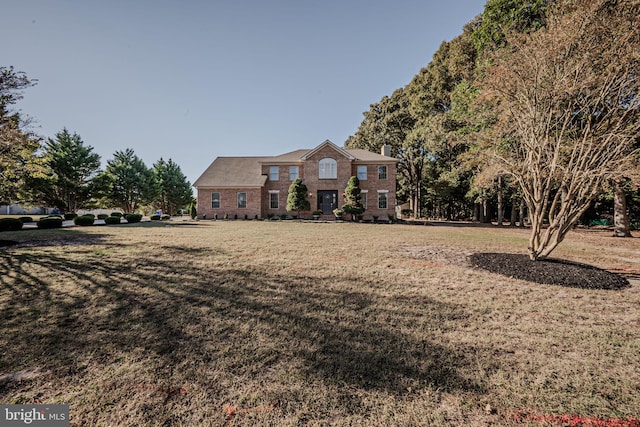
[279,214,287,220]
[18,216,34,224]
[97,214,108,220]
[388,215,395,223]
[74,216,95,226]
[372,215,379,223]
[47,214,63,219]
[82,213,95,219]
[37,217,63,229]
[64,213,77,220]
[244,214,248,220]
[267,213,275,220]
[0,218,23,232]
[125,213,142,223]
[312,210,322,216]
[110,212,123,218]
[224,213,229,220]
[234,214,238,220]
[150,214,161,221]
[104,216,122,225]
[161,214,171,221]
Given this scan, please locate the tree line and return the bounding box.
[0,70,192,215]
[345,0,639,259]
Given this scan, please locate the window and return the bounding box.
[378,191,388,209]
[269,166,279,181]
[269,191,279,209]
[289,166,299,180]
[378,165,388,180]
[237,192,247,209]
[357,165,367,180]
[361,190,368,208]
[211,192,220,209]
[319,158,337,179]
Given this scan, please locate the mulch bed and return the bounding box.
[469,253,630,290]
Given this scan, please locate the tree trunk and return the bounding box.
[482,199,491,223]
[509,201,517,226]
[519,199,526,228]
[613,181,632,237]
[472,203,480,222]
[497,176,504,226]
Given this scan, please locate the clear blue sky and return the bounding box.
[3,1,485,187]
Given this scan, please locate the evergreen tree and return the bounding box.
[98,149,160,213]
[286,178,310,217]
[32,128,101,212]
[342,176,365,221]
[153,158,192,215]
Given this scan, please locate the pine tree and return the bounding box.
[342,176,365,221]
[286,178,310,218]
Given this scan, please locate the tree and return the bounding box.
[0,66,45,205]
[479,0,640,260]
[342,176,365,221]
[153,158,192,215]
[99,149,160,213]
[472,0,549,53]
[286,178,310,217]
[32,128,101,212]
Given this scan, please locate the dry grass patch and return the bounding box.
[1,221,639,426]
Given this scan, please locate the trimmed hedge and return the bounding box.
[73,216,95,226]
[0,218,23,232]
[82,213,96,219]
[64,213,77,220]
[125,213,143,223]
[37,217,63,229]
[18,216,34,224]
[110,212,123,218]
[161,214,171,220]
[104,216,122,225]
[97,214,108,220]
[150,214,161,221]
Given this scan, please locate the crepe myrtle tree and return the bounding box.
[480,0,640,260]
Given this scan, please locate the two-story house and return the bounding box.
[194,140,397,220]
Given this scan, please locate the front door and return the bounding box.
[318,190,338,214]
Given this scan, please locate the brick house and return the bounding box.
[194,140,398,220]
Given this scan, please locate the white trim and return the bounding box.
[377,189,389,193]
[301,139,355,161]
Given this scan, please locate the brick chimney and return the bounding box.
[381,144,391,157]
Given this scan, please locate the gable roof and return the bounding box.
[301,139,355,161]
[193,157,268,188]
[347,148,398,162]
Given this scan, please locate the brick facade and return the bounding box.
[194,140,397,220]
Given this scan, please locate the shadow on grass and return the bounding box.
[0,243,484,403]
[469,252,630,290]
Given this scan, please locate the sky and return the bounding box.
[3,1,486,187]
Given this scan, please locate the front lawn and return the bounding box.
[1,221,638,426]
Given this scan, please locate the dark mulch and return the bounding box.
[469,253,630,290]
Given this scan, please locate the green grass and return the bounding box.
[1,221,639,426]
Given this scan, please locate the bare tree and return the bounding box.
[480,0,640,260]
